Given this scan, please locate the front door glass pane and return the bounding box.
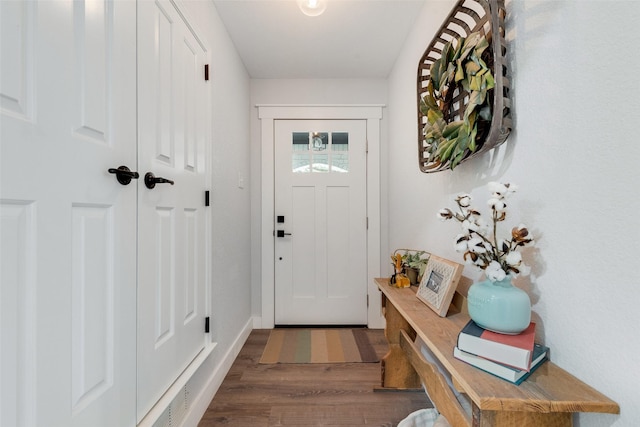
[292,132,311,173]
[331,132,349,173]
[291,131,350,173]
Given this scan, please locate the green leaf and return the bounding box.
[419,98,428,115]
[459,33,481,60]
[450,149,466,169]
[442,121,463,138]
[465,91,481,119]
[466,110,477,130]
[427,108,443,124]
[469,125,478,152]
[465,60,481,75]
[430,58,443,89]
[452,37,464,60]
[422,92,438,111]
[456,132,469,151]
[469,136,477,152]
[455,60,465,82]
[469,75,481,91]
[461,77,470,92]
[474,36,489,57]
[484,71,495,90]
[457,131,469,149]
[441,41,452,61]
[439,139,457,162]
[446,62,456,84]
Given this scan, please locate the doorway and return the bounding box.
[274,119,367,325]
[258,105,385,329]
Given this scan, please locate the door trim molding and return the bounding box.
[257,104,384,329]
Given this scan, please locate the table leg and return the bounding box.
[378,297,421,390]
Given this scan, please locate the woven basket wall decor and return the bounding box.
[417,0,511,173]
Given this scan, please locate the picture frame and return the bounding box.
[416,254,463,317]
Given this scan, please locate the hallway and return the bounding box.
[198,329,431,426]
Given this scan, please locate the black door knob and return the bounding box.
[144,172,175,189]
[108,166,139,185]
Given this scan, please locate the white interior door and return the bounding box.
[274,120,368,325]
[0,1,137,426]
[136,0,209,420]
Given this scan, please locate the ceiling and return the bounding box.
[211,0,428,79]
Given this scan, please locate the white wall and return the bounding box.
[387,1,640,426]
[249,79,389,323]
[175,1,253,424]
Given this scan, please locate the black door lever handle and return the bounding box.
[276,230,292,238]
[144,172,175,189]
[108,166,139,185]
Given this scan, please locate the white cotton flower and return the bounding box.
[461,219,478,232]
[506,251,522,267]
[475,217,489,235]
[467,237,486,254]
[454,234,468,252]
[485,261,507,282]
[437,208,453,221]
[487,182,508,199]
[456,194,472,207]
[487,198,506,212]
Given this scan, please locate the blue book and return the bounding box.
[454,343,548,385]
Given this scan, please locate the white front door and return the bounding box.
[136,0,209,420]
[274,120,368,325]
[0,1,136,426]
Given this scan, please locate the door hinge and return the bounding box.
[366,139,369,154]
[367,295,369,308]
[205,190,210,206]
[205,316,210,333]
[204,64,210,81]
[366,217,369,230]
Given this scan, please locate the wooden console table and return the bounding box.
[375,278,619,427]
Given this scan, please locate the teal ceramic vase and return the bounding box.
[467,275,531,334]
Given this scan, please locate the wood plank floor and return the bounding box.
[198,329,432,427]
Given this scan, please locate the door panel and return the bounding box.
[0,1,137,426]
[137,0,208,420]
[274,120,367,325]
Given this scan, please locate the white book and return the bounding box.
[457,320,536,370]
[454,344,548,385]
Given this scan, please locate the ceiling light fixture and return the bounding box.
[297,0,327,17]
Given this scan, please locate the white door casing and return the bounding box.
[274,120,367,325]
[136,0,210,421]
[258,105,385,330]
[1,1,137,426]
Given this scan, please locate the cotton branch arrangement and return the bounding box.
[437,182,534,282]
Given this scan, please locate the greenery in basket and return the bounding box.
[401,251,429,279]
[420,31,495,170]
[437,182,534,282]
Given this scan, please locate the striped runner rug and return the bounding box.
[259,329,379,364]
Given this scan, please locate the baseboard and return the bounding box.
[253,316,264,329]
[180,317,254,427]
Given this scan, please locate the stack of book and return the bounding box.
[454,320,549,385]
